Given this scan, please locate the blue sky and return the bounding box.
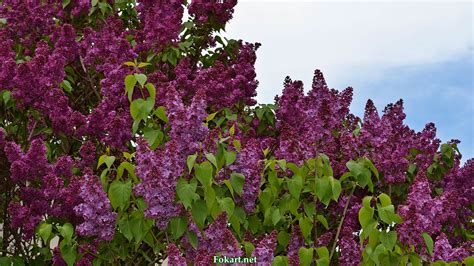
[225,1,473,162]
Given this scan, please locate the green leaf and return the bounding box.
[170,216,188,239]
[58,223,74,243]
[463,256,474,266]
[244,242,255,257]
[271,208,281,226]
[134,73,147,87]
[409,253,422,266]
[97,155,115,169]
[130,98,153,121]
[223,180,234,198]
[204,186,216,211]
[422,233,434,255]
[299,217,313,241]
[276,159,287,171]
[299,247,314,266]
[187,231,198,249]
[380,231,397,251]
[63,0,71,8]
[118,215,133,241]
[104,156,115,169]
[0,257,12,265]
[59,240,76,266]
[116,162,137,181]
[138,62,151,68]
[187,154,197,174]
[224,150,237,166]
[316,215,329,230]
[218,197,235,216]
[378,193,392,207]
[91,0,98,7]
[346,160,373,191]
[125,75,137,101]
[304,202,315,217]
[360,219,377,243]
[108,180,132,210]
[272,256,289,266]
[315,246,329,258]
[191,200,208,229]
[233,139,241,152]
[289,198,300,216]
[329,176,341,201]
[176,178,199,209]
[230,172,245,196]
[316,246,330,266]
[378,204,395,224]
[154,106,168,123]
[143,127,162,148]
[124,61,136,67]
[132,120,140,134]
[358,204,374,229]
[144,83,156,105]
[2,90,11,104]
[315,176,332,206]
[37,223,52,244]
[362,158,379,179]
[205,153,218,169]
[277,231,290,248]
[229,214,240,235]
[130,211,153,243]
[370,244,386,265]
[195,161,213,188]
[288,175,303,200]
[60,80,73,93]
[168,51,177,66]
[259,188,274,211]
[206,112,218,122]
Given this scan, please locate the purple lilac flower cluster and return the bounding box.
[251,230,278,264]
[188,0,238,26]
[74,171,117,241]
[133,139,183,229]
[3,139,82,238]
[181,213,243,264]
[230,138,264,213]
[275,70,440,181]
[166,244,187,266]
[287,225,305,266]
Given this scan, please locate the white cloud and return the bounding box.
[224,1,473,103]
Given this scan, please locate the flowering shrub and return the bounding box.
[0,1,472,265]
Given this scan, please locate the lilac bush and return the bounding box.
[0,0,472,265]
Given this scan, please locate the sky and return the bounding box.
[224,1,474,162]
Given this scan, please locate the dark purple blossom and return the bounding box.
[167,244,187,266]
[251,230,278,265]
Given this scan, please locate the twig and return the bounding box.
[27,120,37,142]
[79,56,101,100]
[329,184,356,261]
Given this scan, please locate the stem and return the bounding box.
[27,120,37,142]
[79,56,101,101]
[329,184,356,262]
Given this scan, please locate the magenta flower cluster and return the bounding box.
[74,171,117,241]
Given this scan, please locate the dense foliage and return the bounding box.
[0,1,472,265]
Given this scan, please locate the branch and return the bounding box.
[27,120,37,142]
[329,184,356,262]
